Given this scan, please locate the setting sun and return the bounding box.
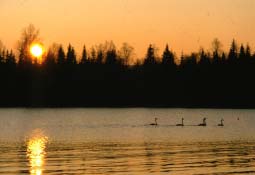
[30,44,44,58]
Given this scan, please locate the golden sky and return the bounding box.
[0,0,255,58]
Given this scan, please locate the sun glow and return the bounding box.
[30,44,44,58]
[27,130,48,175]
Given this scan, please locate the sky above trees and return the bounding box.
[0,0,255,58]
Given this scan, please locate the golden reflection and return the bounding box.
[26,130,48,175]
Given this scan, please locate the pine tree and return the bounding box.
[66,44,76,64]
[162,44,175,65]
[57,46,65,64]
[245,44,251,59]
[97,50,103,64]
[45,50,56,66]
[144,44,156,65]
[90,47,97,63]
[239,44,245,61]
[221,52,226,64]
[212,50,220,65]
[228,39,238,63]
[81,45,88,64]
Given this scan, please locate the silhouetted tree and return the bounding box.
[5,50,16,65]
[180,52,185,66]
[1,36,255,108]
[212,50,220,65]
[239,44,246,62]
[221,52,226,64]
[45,49,56,66]
[199,48,210,66]
[245,44,251,59]
[96,50,104,64]
[80,45,88,64]
[119,42,134,66]
[144,44,156,65]
[186,53,197,66]
[90,47,97,63]
[211,38,222,65]
[66,44,77,64]
[211,38,222,53]
[228,39,238,63]
[180,52,197,68]
[57,46,65,65]
[162,44,175,65]
[105,47,118,65]
[17,24,40,65]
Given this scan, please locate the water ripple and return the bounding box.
[2,141,254,174]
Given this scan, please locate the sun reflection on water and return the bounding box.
[26,130,48,175]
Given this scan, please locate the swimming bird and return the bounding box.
[176,118,184,126]
[218,119,224,126]
[198,117,207,126]
[150,118,158,126]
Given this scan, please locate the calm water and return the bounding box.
[0,108,255,175]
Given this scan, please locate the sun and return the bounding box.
[30,44,44,58]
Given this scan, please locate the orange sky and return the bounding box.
[0,0,255,58]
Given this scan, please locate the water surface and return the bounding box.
[0,108,255,174]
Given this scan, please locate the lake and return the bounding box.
[0,108,255,175]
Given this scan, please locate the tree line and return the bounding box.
[0,25,255,107]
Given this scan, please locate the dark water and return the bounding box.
[0,108,255,174]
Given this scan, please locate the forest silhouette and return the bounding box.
[0,25,255,108]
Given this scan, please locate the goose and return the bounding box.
[198,117,207,126]
[150,118,158,126]
[176,118,184,126]
[218,119,224,126]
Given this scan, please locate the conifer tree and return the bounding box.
[162,44,175,65]
[228,39,238,63]
[81,45,88,64]
[144,44,156,65]
[57,46,65,65]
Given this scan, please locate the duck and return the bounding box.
[176,118,184,126]
[198,117,207,126]
[150,118,158,126]
[218,118,224,126]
